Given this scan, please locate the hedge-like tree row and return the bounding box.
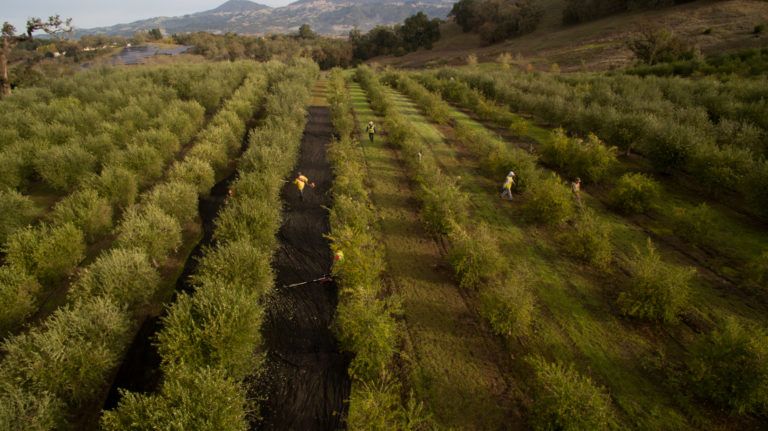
[0,62,274,430]
[101,58,318,429]
[398,71,768,422]
[0,63,252,193]
[325,68,409,427]
[427,68,768,217]
[0,63,260,339]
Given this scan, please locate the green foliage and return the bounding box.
[70,248,159,312]
[191,240,274,296]
[34,144,96,191]
[744,250,768,292]
[524,174,576,225]
[419,178,469,236]
[0,149,26,190]
[101,367,248,431]
[608,172,660,214]
[527,356,615,431]
[114,144,165,186]
[618,238,694,323]
[450,0,543,43]
[4,223,85,285]
[628,28,693,65]
[670,203,715,245]
[168,158,216,195]
[0,189,35,246]
[0,381,63,431]
[143,181,199,226]
[48,189,113,242]
[480,277,535,338]
[688,317,768,414]
[561,208,613,269]
[0,266,40,335]
[447,225,503,289]
[350,12,440,61]
[0,296,131,406]
[541,129,617,183]
[114,205,182,266]
[334,291,397,383]
[92,166,138,211]
[131,128,180,162]
[213,197,281,250]
[157,281,264,380]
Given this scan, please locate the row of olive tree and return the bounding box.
[326,68,413,427]
[0,62,273,429]
[433,67,768,218]
[413,69,768,420]
[0,63,258,338]
[101,58,318,429]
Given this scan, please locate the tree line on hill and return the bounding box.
[449,0,543,43]
[563,0,702,25]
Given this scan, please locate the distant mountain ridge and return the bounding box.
[73,0,454,38]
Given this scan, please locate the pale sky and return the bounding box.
[3,0,294,32]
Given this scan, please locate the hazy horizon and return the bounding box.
[4,0,294,33]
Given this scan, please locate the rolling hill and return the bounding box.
[73,0,455,37]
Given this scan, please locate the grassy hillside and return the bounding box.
[374,0,768,71]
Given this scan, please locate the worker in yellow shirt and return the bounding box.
[366,121,375,143]
[292,171,314,200]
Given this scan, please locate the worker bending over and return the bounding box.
[293,171,314,200]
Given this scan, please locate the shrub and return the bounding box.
[0,296,131,405]
[419,178,468,236]
[34,144,96,191]
[191,240,273,297]
[608,172,660,214]
[143,181,199,226]
[480,277,535,338]
[527,356,614,430]
[0,189,35,246]
[168,158,215,195]
[70,248,160,312]
[618,238,694,323]
[114,205,182,266]
[688,317,768,414]
[48,189,113,242]
[325,225,383,293]
[743,250,768,293]
[524,174,576,225]
[157,281,264,379]
[213,197,281,250]
[671,203,715,245]
[0,150,26,190]
[101,367,248,431]
[345,379,402,429]
[187,142,229,172]
[334,291,397,383]
[0,381,63,431]
[92,166,138,211]
[561,208,613,269]
[541,130,616,183]
[114,144,164,186]
[0,266,40,335]
[132,128,180,162]
[4,223,85,286]
[447,225,503,289]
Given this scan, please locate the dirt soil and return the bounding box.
[250,105,351,430]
